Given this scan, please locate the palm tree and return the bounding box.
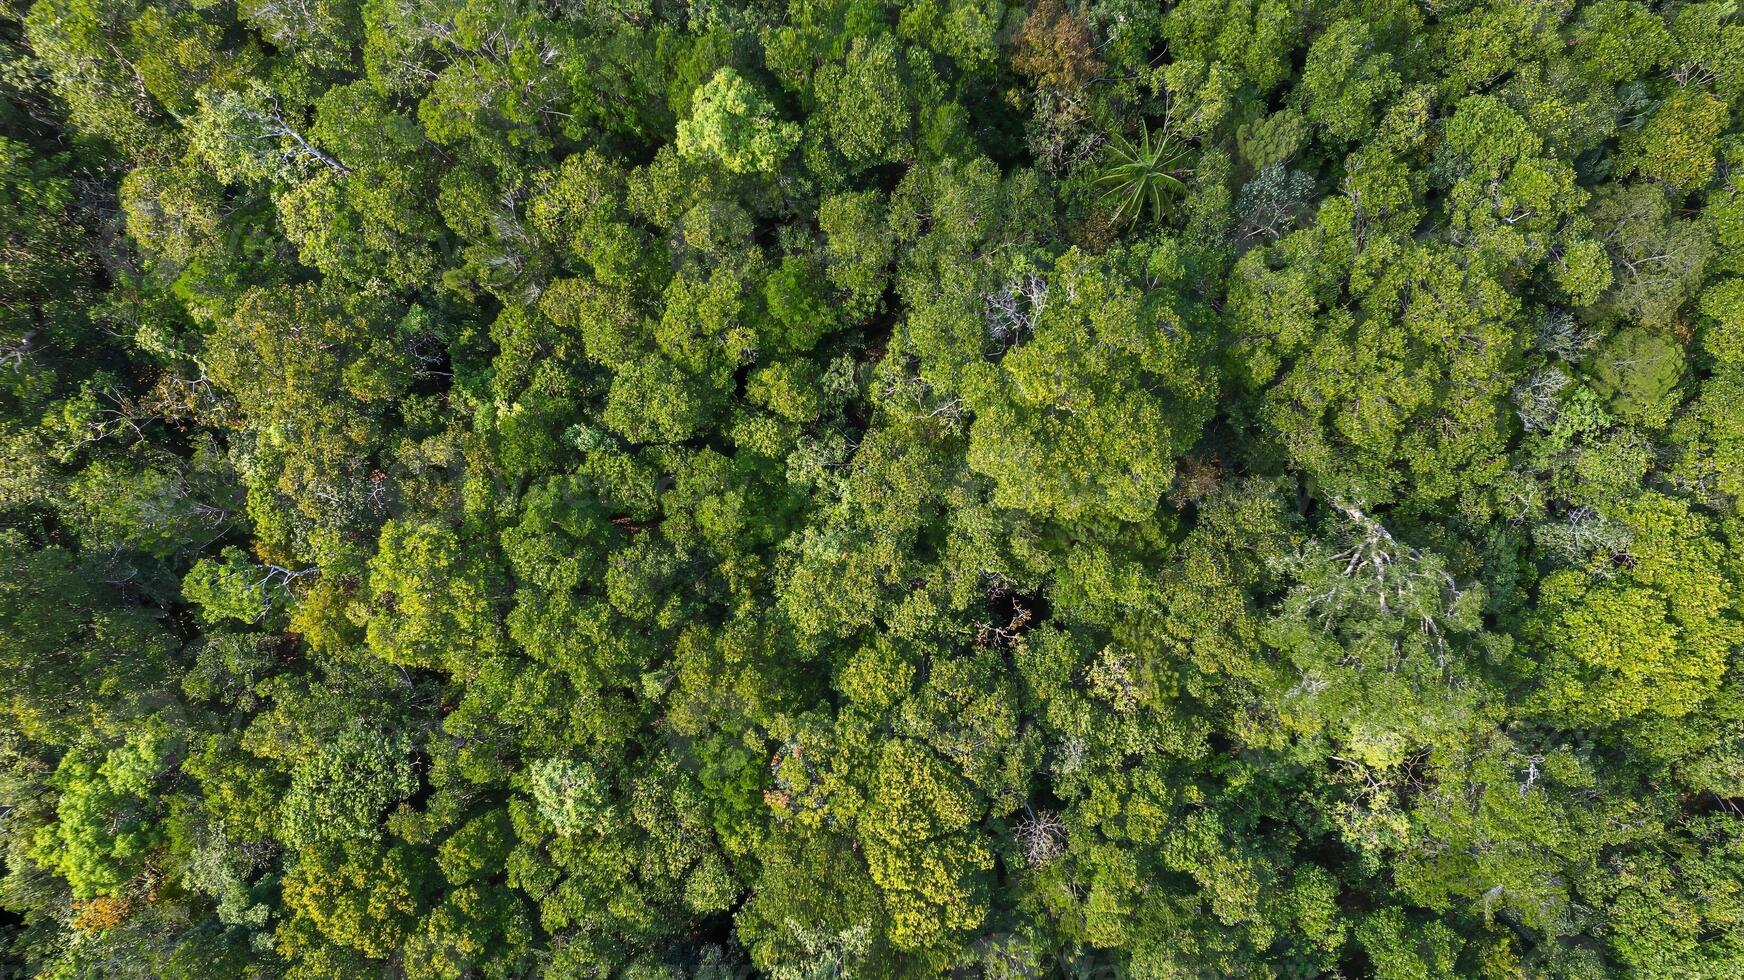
[1094,120,1193,227]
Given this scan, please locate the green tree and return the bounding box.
[1300,20,1401,143]
[964,244,1213,523]
[677,68,800,174]
[813,34,914,168]
[30,727,176,900]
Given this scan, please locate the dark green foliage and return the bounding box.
[2,0,1743,976]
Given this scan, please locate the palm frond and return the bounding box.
[1095,121,1193,227]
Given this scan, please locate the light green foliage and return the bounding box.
[31,728,175,899]
[281,726,420,848]
[1570,1,1674,85]
[1701,278,1744,363]
[526,758,613,836]
[1668,1,1744,103]
[1534,572,1694,722]
[280,82,444,287]
[22,0,165,152]
[813,34,913,167]
[1300,20,1400,142]
[365,518,507,672]
[1392,739,1613,934]
[1235,107,1308,171]
[1439,96,1601,293]
[1621,88,1731,194]
[1237,240,1522,509]
[184,547,308,624]
[677,68,800,174]
[1265,506,1492,767]
[897,0,1003,73]
[280,839,433,960]
[120,164,226,271]
[1434,1,1561,96]
[189,82,342,186]
[603,353,720,444]
[1357,908,1461,979]
[1530,494,1741,725]
[1164,0,1298,95]
[1589,816,1744,976]
[859,739,991,954]
[530,149,661,288]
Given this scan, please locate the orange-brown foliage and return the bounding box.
[1013,0,1102,92]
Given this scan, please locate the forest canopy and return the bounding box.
[2,0,1743,976]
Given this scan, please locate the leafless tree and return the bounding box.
[1511,367,1571,433]
[1533,308,1597,361]
[1015,808,1067,867]
[984,271,1049,349]
[1534,506,1633,566]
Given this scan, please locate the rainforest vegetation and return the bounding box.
[2,0,1743,975]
